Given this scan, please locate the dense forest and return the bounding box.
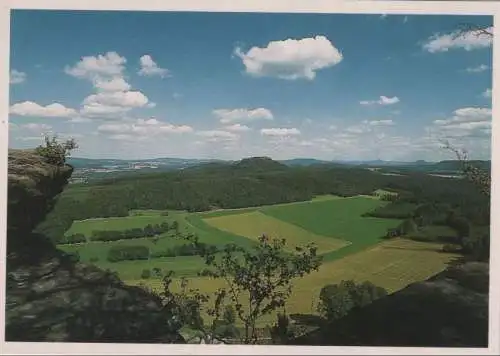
[35,156,490,262]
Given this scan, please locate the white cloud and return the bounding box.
[83,90,149,108]
[197,130,239,142]
[482,88,492,98]
[224,124,251,132]
[213,108,274,124]
[80,104,131,117]
[138,55,169,78]
[234,35,343,80]
[65,51,126,80]
[10,69,26,84]
[21,123,52,132]
[10,101,77,118]
[422,27,493,53]
[329,125,337,130]
[466,64,489,73]
[98,118,193,138]
[360,96,400,106]
[94,77,131,92]
[260,128,301,137]
[430,107,492,139]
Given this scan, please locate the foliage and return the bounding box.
[107,245,150,262]
[159,234,321,344]
[318,280,387,322]
[193,234,321,343]
[35,135,78,166]
[64,233,86,244]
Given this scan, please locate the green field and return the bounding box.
[203,211,348,254]
[65,214,172,237]
[130,238,458,326]
[261,196,401,260]
[57,194,456,323]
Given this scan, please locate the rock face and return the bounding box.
[6,149,183,343]
[292,262,489,347]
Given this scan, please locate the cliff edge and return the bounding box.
[6,149,183,343]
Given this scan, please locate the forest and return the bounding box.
[36,156,490,263]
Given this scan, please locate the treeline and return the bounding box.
[60,222,178,244]
[106,242,211,262]
[37,158,490,247]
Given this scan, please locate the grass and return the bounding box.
[127,238,458,327]
[203,211,347,254]
[65,214,172,237]
[261,196,402,260]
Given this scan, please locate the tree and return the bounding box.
[162,234,321,344]
[318,280,387,322]
[35,135,78,166]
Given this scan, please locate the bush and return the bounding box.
[107,245,150,262]
[141,269,151,279]
[318,280,387,322]
[89,256,99,263]
[65,233,86,244]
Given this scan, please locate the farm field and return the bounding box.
[57,195,403,280]
[203,211,348,254]
[128,238,459,326]
[261,196,402,260]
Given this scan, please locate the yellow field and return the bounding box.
[127,238,458,326]
[203,211,348,254]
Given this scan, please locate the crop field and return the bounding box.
[128,238,459,326]
[203,211,348,254]
[261,196,402,260]
[58,194,456,320]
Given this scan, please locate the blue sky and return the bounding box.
[8,10,493,161]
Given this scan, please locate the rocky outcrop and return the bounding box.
[292,262,489,347]
[6,149,183,343]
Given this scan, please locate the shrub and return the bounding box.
[141,269,151,279]
[107,245,150,262]
[65,233,86,244]
[318,280,387,322]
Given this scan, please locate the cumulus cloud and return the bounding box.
[10,101,77,118]
[360,96,400,106]
[10,69,26,84]
[80,90,150,118]
[224,124,251,132]
[260,128,301,137]
[234,35,343,80]
[213,108,274,124]
[466,64,489,73]
[430,107,492,138]
[422,27,493,53]
[138,55,169,78]
[97,118,193,138]
[83,91,149,108]
[94,77,131,92]
[65,51,127,79]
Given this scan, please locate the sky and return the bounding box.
[8,10,493,161]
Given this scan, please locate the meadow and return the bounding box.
[57,194,458,325]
